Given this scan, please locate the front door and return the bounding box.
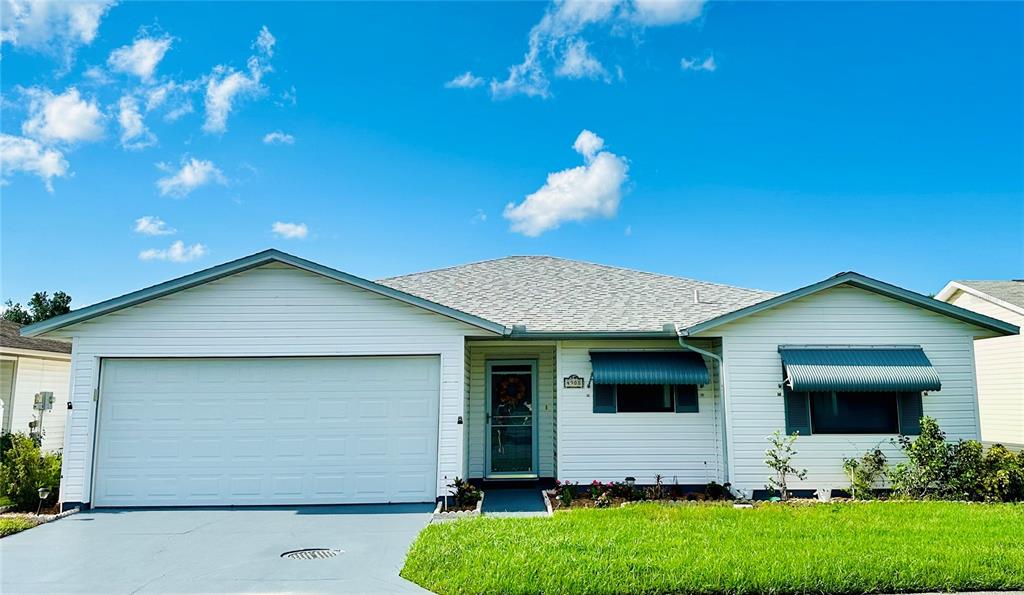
[486,361,537,477]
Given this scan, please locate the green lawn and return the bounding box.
[0,517,40,538]
[401,502,1024,595]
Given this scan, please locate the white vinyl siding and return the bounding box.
[943,291,1024,447]
[1,355,70,452]
[466,342,556,478]
[54,263,494,505]
[556,339,724,486]
[701,285,993,493]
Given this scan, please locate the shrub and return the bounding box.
[979,445,1024,502]
[889,417,1024,502]
[644,474,666,500]
[0,432,61,511]
[448,477,481,508]
[890,417,949,499]
[764,430,807,500]
[554,480,577,507]
[843,448,887,500]
[704,481,732,501]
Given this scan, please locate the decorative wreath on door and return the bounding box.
[497,376,527,412]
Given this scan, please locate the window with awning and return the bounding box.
[778,346,938,436]
[590,352,708,414]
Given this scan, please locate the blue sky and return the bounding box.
[2,1,1022,309]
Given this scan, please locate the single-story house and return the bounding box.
[20,250,1018,510]
[936,280,1023,450]
[1,319,72,451]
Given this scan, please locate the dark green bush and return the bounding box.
[888,417,1024,502]
[448,477,481,508]
[0,432,61,511]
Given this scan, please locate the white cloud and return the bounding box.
[572,129,605,161]
[681,54,716,72]
[254,25,275,57]
[117,95,156,150]
[107,35,173,81]
[624,225,632,236]
[262,131,294,145]
[144,80,195,121]
[139,240,206,262]
[0,0,115,66]
[555,39,607,80]
[156,157,226,197]
[134,215,175,236]
[504,130,628,236]
[488,0,706,98]
[22,87,103,144]
[470,209,487,224]
[444,71,484,89]
[271,221,308,239]
[203,67,262,133]
[629,0,705,25]
[0,133,68,192]
[490,45,549,99]
[202,27,274,133]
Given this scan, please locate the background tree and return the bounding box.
[2,291,72,324]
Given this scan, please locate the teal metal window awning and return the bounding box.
[590,351,709,385]
[779,346,941,393]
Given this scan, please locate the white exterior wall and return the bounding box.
[943,291,1024,447]
[465,342,556,478]
[556,339,724,486]
[52,263,493,505]
[0,354,71,452]
[701,285,994,493]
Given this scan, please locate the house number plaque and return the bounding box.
[563,374,585,389]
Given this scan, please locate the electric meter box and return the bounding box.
[33,391,54,411]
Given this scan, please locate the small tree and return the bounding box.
[3,291,72,325]
[764,430,807,500]
[889,417,949,499]
[843,448,887,500]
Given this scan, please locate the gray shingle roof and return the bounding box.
[1,319,71,354]
[956,280,1024,309]
[378,256,777,333]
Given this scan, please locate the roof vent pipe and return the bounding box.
[693,289,700,304]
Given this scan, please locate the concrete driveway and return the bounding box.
[0,504,434,594]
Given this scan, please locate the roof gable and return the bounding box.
[682,272,1019,337]
[936,280,1024,317]
[20,250,509,337]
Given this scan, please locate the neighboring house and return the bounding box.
[20,250,1017,510]
[1,319,72,452]
[936,280,1024,450]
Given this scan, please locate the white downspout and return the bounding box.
[675,324,732,488]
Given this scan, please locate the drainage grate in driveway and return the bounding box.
[281,548,342,560]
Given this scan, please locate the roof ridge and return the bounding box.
[380,254,776,295]
[378,255,557,282]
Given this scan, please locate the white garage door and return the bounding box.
[93,356,439,507]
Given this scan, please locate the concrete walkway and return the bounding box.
[0,504,434,594]
[482,488,549,517]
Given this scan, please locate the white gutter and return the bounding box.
[675,324,732,489]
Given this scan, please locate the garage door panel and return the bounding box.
[93,357,439,507]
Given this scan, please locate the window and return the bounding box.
[594,384,699,413]
[809,391,900,434]
[616,384,673,413]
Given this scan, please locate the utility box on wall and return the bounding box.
[33,391,54,411]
